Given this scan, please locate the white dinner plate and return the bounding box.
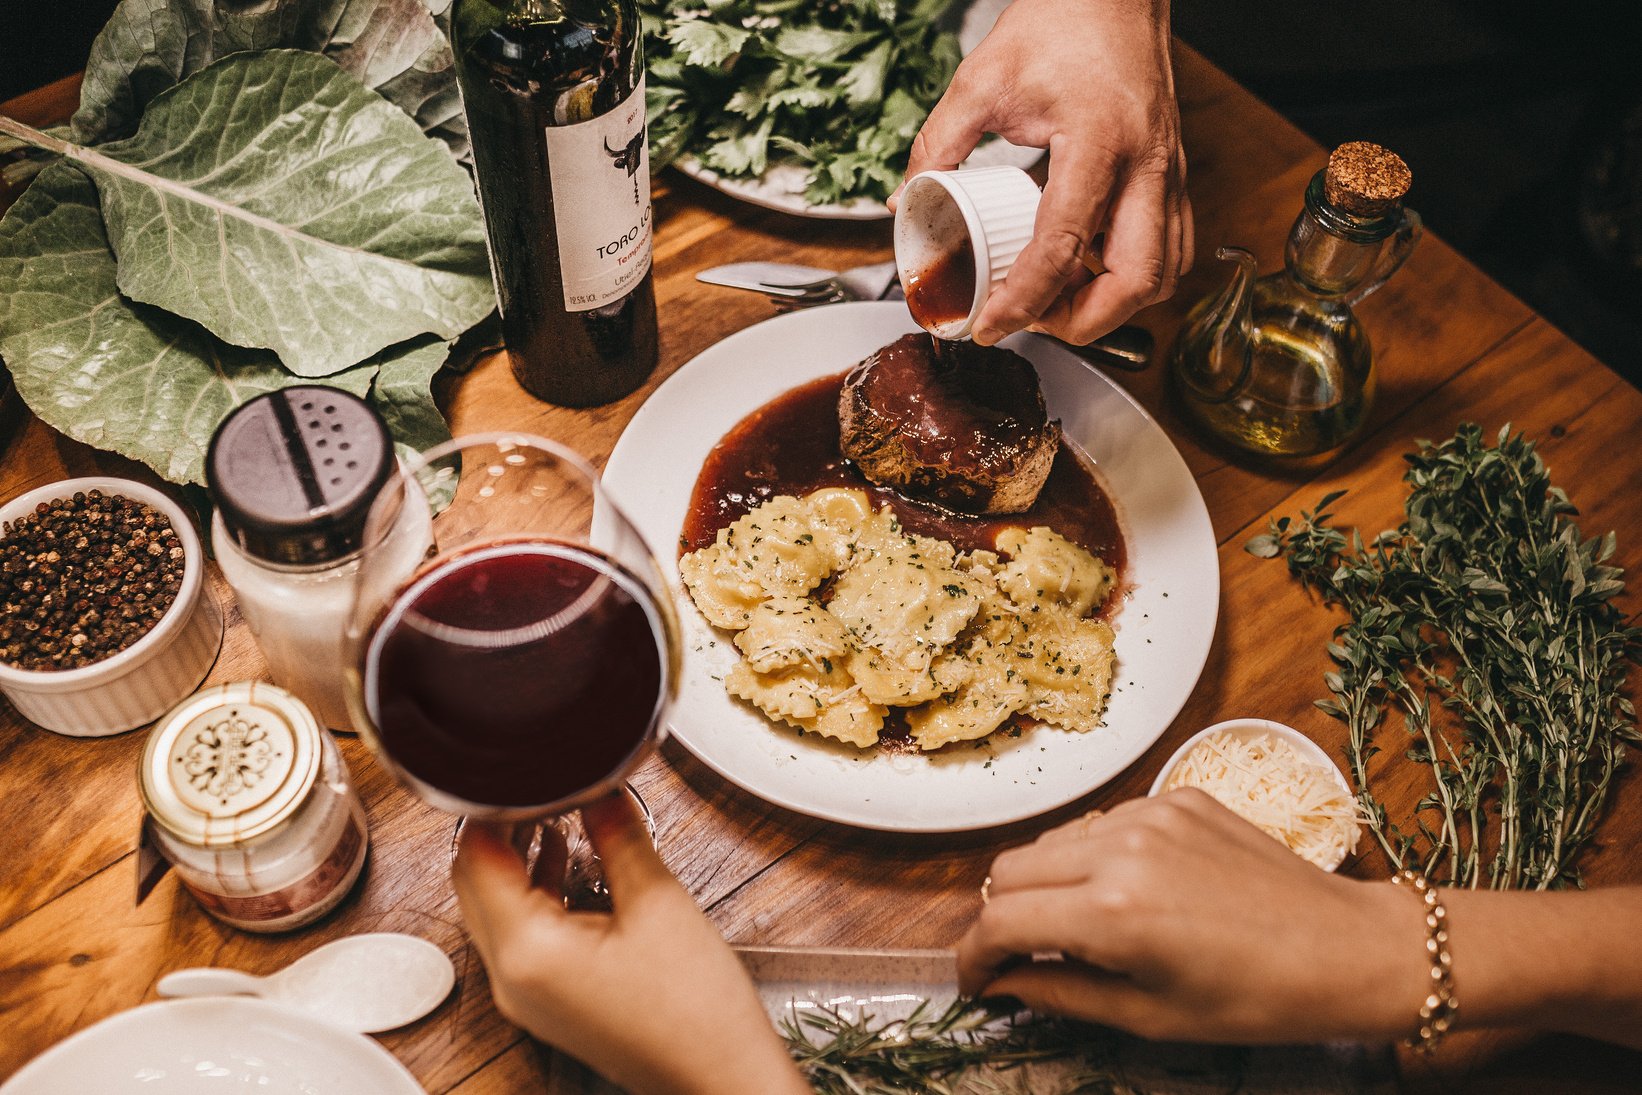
[604,302,1218,832]
[670,0,1042,220]
[1,998,424,1094]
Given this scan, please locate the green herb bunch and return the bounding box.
[782,997,1141,1094]
[0,0,493,486]
[641,0,962,205]
[1248,424,1642,889]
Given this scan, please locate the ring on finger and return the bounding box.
[1079,233,1108,279]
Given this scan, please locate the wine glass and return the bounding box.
[343,433,678,901]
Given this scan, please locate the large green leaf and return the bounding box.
[63,50,492,379]
[370,335,457,509]
[0,162,445,486]
[370,334,453,460]
[71,0,468,162]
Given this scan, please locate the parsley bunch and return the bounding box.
[641,0,962,205]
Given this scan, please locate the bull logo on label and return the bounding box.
[605,127,645,206]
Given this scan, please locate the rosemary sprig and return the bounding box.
[1247,424,1642,889]
[780,997,1141,1094]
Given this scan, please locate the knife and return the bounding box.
[696,260,902,302]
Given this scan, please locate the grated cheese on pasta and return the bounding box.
[1162,731,1362,868]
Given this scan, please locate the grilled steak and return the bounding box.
[838,334,1060,515]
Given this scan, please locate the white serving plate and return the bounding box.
[0,997,424,1094]
[604,302,1218,831]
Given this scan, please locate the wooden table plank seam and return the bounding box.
[700,830,808,920]
[441,1033,531,1095]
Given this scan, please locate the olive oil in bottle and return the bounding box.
[1170,142,1420,457]
[453,0,658,407]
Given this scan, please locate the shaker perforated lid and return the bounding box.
[140,682,322,849]
[206,387,395,566]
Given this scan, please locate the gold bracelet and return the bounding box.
[1391,869,1458,1052]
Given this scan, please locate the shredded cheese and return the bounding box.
[827,682,864,705]
[1162,730,1363,868]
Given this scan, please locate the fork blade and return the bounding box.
[831,260,899,302]
[772,289,849,311]
[1081,325,1154,370]
[1049,325,1155,372]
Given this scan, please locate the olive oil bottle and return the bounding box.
[1170,142,1420,457]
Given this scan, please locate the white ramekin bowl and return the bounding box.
[894,165,1041,340]
[1149,717,1356,871]
[0,477,223,736]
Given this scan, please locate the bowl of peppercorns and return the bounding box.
[0,478,223,736]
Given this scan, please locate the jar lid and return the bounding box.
[139,682,322,848]
[206,387,395,566]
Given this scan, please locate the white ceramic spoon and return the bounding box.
[157,933,455,1034]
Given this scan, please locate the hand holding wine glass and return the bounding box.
[345,432,678,894]
[452,793,811,1095]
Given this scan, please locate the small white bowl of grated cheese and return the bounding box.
[1149,718,1363,871]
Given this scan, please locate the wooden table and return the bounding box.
[2,47,1639,1094]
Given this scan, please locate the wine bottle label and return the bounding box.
[545,79,653,313]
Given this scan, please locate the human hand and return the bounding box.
[895,0,1192,346]
[452,795,809,1095]
[958,789,1431,1043]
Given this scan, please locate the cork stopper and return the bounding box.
[1324,142,1411,217]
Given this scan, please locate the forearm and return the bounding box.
[1443,887,1642,1048]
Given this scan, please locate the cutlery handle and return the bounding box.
[1058,325,1154,372]
[157,968,265,999]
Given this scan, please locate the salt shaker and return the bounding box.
[139,682,369,932]
[207,388,430,731]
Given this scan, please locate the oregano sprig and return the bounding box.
[781,997,1142,1094]
[1247,424,1641,889]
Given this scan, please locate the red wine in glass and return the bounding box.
[362,540,667,813]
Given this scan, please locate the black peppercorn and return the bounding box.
[0,492,187,671]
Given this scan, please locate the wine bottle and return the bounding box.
[452,0,658,407]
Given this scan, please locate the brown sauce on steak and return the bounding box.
[679,371,1126,586]
[843,334,1045,481]
[838,334,1062,514]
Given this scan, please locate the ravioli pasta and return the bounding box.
[680,489,1118,751]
